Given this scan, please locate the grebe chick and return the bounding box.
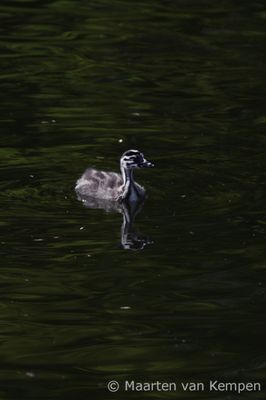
[75,149,154,203]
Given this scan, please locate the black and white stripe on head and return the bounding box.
[121,149,143,169]
[123,150,141,157]
[120,149,154,169]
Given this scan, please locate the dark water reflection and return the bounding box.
[0,0,266,399]
[76,194,151,250]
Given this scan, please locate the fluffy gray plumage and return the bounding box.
[76,168,123,200]
[75,150,153,202]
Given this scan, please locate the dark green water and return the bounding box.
[1,0,266,399]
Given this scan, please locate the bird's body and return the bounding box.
[76,167,137,201]
[75,150,153,203]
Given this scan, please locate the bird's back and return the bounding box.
[75,168,123,200]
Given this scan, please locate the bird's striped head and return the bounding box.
[120,149,154,170]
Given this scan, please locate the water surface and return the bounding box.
[0,0,266,399]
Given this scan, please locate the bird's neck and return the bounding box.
[121,166,134,186]
[120,165,139,201]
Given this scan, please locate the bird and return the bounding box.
[75,149,154,203]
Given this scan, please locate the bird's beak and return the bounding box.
[140,159,154,168]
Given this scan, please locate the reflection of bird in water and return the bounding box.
[76,150,154,250]
[75,149,154,203]
[120,201,153,250]
[76,194,153,251]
